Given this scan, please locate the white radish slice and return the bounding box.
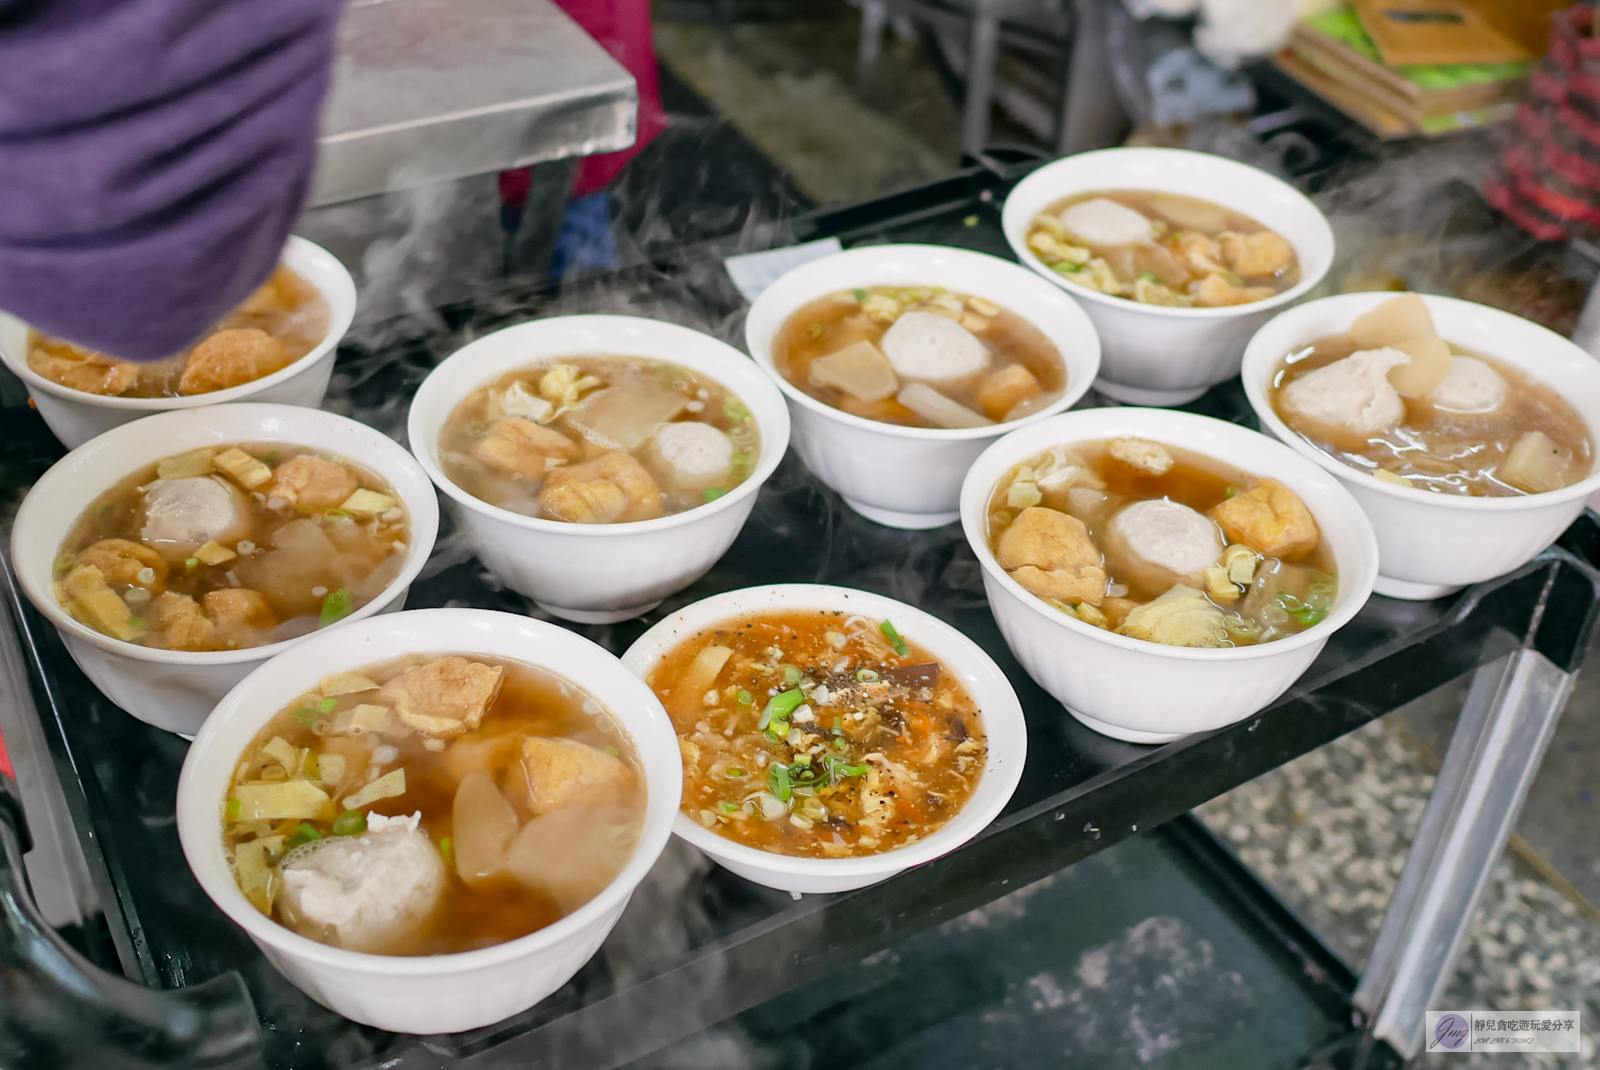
[1348,294,1436,349]
[896,383,993,429]
[1386,335,1452,397]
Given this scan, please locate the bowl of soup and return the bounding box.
[745,244,1100,529]
[1242,292,1600,599]
[1002,148,1334,406]
[0,237,357,449]
[408,315,789,624]
[621,584,1026,894]
[959,408,1377,743]
[175,607,681,1034]
[11,403,438,735]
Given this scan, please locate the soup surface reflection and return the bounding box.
[773,285,1065,429]
[55,443,409,650]
[1269,294,1592,497]
[439,356,759,522]
[29,265,330,397]
[986,437,1337,647]
[1026,190,1299,307]
[222,654,645,955]
[649,610,987,858]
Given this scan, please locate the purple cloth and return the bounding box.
[0,0,344,361]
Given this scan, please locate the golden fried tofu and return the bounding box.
[178,329,291,395]
[1173,232,1228,275]
[60,566,141,640]
[1108,437,1173,476]
[1219,231,1295,278]
[511,736,635,817]
[203,588,276,630]
[475,417,581,479]
[975,364,1041,421]
[376,657,504,738]
[148,592,217,651]
[75,539,167,589]
[540,452,665,524]
[995,506,1107,606]
[28,345,139,396]
[266,456,358,510]
[1208,478,1319,561]
[233,266,295,314]
[1192,274,1277,308]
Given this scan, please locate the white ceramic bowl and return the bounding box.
[408,315,790,624]
[1002,148,1334,406]
[620,584,1027,894]
[0,236,357,449]
[1242,292,1600,600]
[11,403,439,736]
[175,608,681,1034]
[960,407,1379,744]
[743,243,1101,529]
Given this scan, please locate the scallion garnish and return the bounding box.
[768,763,792,802]
[724,767,746,778]
[832,716,843,735]
[736,690,752,706]
[332,810,366,836]
[225,798,241,821]
[294,707,319,726]
[702,488,727,502]
[718,801,739,813]
[605,745,619,757]
[784,667,801,685]
[879,619,910,658]
[286,822,322,849]
[856,668,879,683]
[756,688,804,731]
[318,697,337,714]
[439,835,453,866]
[852,288,867,301]
[319,587,355,626]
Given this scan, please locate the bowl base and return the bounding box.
[533,600,663,624]
[1067,706,1185,744]
[1373,575,1463,601]
[842,497,960,529]
[1093,377,1209,407]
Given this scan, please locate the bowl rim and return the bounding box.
[1240,291,1600,512]
[0,235,358,409]
[619,583,1028,879]
[406,314,792,538]
[174,607,682,977]
[10,402,440,667]
[1001,146,1336,321]
[742,243,1102,442]
[959,407,1380,662]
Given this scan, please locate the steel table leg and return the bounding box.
[1352,646,1575,1060]
[961,0,1002,157]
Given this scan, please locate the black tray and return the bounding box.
[3,159,1597,1070]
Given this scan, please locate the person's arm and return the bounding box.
[0,0,344,362]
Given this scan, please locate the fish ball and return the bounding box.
[645,422,734,492]
[140,477,250,558]
[1059,198,1154,247]
[880,312,990,384]
[1428,356,1506,414]
[1107,499,1224,586]
[1279,348,1409,440]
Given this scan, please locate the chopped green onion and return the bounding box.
[126,616,146,630]
[757,688,805,731]
[294,707,318,725]
[718,801,740,813]
[265,451,279,463]
[724,767,746,778]
[605,745,619,757]
[768,763,792,802]
[833,738,847,750]
[879,620,910,658]
[1139,271,1159,283]
[439,836,453,866]
[317,697,337,714]
[286,822,322,849]
[185,557,200,569]
[784,667,801,685]
[832,716,843,735]
[852,288,867,301]
[724,399,751,422]
[736,690,752,706]
[319,587,355,626]
[324,508,351,521]
[702,488,727,502]
[225,797,241,821]
[1224,486,1238,499]
[332,810,366,836]
[52,553,75,575]
[856,668,879,683]
[99,504,112,515]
